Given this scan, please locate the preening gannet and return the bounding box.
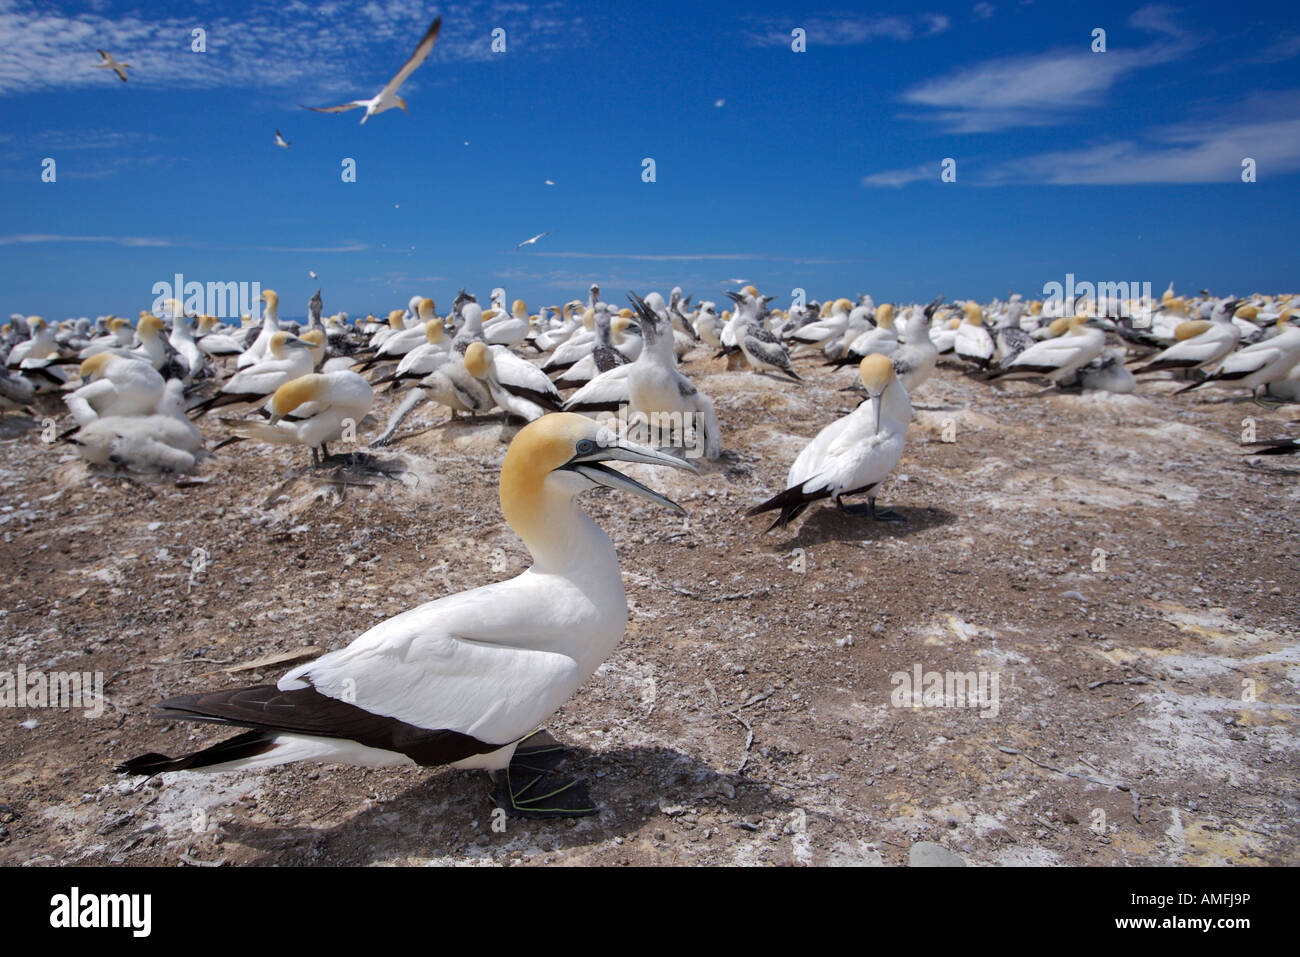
[65,353,167,425]
[238,371,374,466]
[301,16,441,123]
[117,413,696,818]
[748,354,910,529]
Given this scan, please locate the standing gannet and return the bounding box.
[117,413,697,817]
[95,49,130,82]
[890,299,942,395]
[301,16,441,123]
[748,354,910,529]
[725,290,801,380]
[189,332,314,417]
[238,371,374,466]
[65,352,167,425]
[237,290,282,368]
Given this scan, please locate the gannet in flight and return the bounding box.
[516,231,555,249]
[96,50,130,82]
[300,16,441,124]
[748,354,910,529]
[274,129,291,149]
[117,413,697,818]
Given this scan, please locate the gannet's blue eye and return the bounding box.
[575,439,596,455]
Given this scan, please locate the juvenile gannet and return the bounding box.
[117,414,696,817]
[95,49,130,82]
[621,291,721,458]
[725,290,800,380]
[301,16,441,124]
[748,354,910,529]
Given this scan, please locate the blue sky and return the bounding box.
[1,0,1298,320]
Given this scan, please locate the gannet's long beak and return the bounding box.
[565,440,699,515]
[870,394,882,434]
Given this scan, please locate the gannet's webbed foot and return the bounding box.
[491,729,597,819]
[836,495,903,522]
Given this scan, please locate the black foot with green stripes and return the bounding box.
[491,729,598,819]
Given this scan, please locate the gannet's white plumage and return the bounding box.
[190,330,314,417]
[117,414,697,783]
[65,352,167,426]
[986,315,1106,383]
[71,380,205,472]
[237,371,374,463]
[749,354,910,528]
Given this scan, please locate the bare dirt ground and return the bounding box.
[1,351,1297,867]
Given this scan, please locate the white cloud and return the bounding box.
[897,6,1196,132]
[972,3,995,20]
[860,164,938,188]
[0,233,172,246]
[0,0,585,95]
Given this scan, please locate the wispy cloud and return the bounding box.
[896,5,1196,132]
[745,12,952,47]
[972,3,995,20]
[0,0,586,96]
[0,233,172,247]
[866,93,1300,186]
[860,163,939,188]
[982,100,1300,184]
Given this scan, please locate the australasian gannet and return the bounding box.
[985,315,1106,384]
[238,371,373,466]
[117,413,697,818]
[95,49,130,82]
[301,17,441,124]
[70,380,205,472]
[748,354,910,529]
[189,331,314,417]
[65,353,167,426]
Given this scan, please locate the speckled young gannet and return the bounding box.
[117,413,697,817]
[748,354,910,529]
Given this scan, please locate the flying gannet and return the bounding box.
[300,17,441,124]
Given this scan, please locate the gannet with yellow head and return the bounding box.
[64,351,168,425]
[118,412,696,817]
[190,330,314,417]
[236,289,282,369]
[749,353,911,528]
